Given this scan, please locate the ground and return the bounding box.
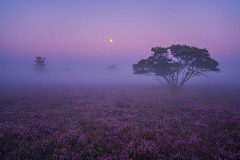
[0,83,240,159]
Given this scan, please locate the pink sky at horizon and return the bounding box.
[0,0,240,60]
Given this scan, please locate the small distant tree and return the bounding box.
[133,44,220,91]
[33,56,46,72]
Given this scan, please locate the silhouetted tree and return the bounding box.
[106,65,117,71]
[33,56,46,72]
[133,44,220,90]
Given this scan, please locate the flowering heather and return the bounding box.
[0,84,240,159]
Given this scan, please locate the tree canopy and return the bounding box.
[133,44,220,90]
[33,56,46,72]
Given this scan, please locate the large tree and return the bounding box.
[133,44,220,90]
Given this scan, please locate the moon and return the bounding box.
[110,39,113,42]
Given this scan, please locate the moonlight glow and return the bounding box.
[110,39,113,42]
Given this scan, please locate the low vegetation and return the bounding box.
[0,84,239,159]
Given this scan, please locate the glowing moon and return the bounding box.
[110,39,113,42]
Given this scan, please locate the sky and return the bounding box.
[0,0,240,85]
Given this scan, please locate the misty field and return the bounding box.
[0,83,240,159]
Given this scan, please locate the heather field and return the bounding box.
[0,83,240,159]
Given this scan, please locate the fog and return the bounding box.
[1,55,240,88]
[0,57,146,85]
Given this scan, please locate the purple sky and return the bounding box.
[1,0,240,60]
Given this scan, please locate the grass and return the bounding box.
[0,83,240,159]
